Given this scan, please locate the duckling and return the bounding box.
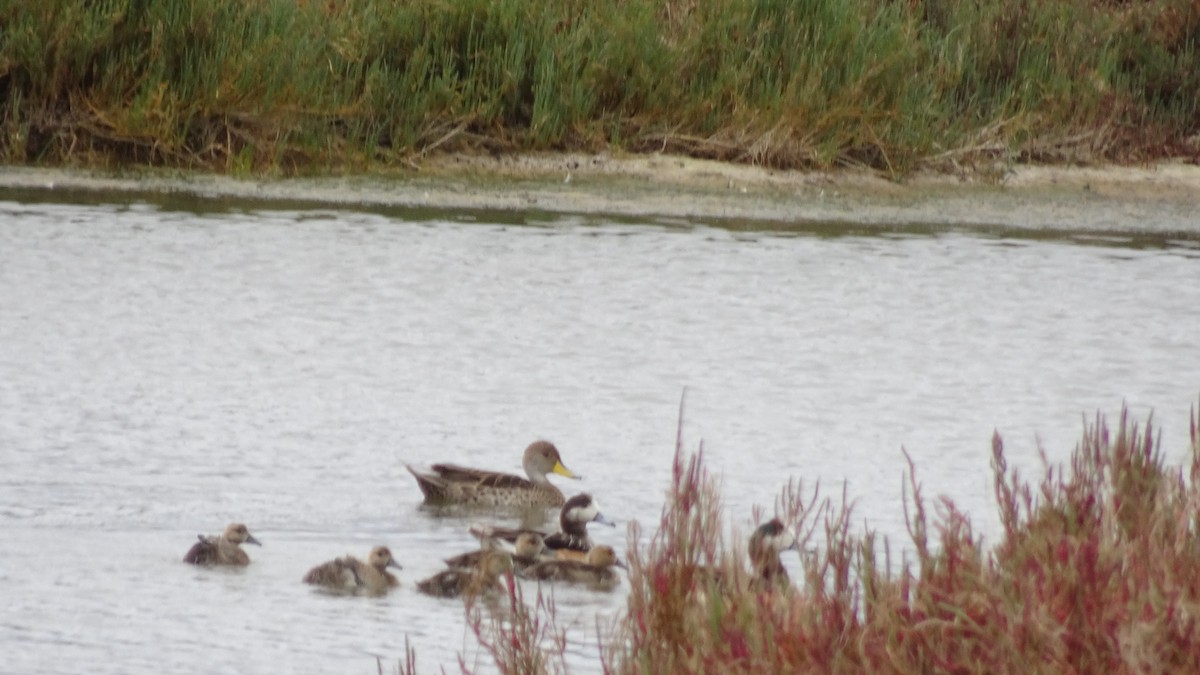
[183,523,261,566]
[417,550,515,599]
[443,531,547,574]
[406,440,579,508]
[748,518,800,590]
[521,545,627,590]
[303,546,403,595]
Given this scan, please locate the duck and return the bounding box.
[416,550,515,599]
[747,518,800,590]
[406,440,579,508]
[302,546,403,595]
[183,523,261,566]
[675,519,799,596]
[475,493,615,561]
[443,530,547,574]
[544,493,614,559]
[521,544,627,590]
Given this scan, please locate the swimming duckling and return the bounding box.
[443,531,547,574]
[405,440,580,508]
[417,550,515,599]
[748,518,799,590]
[183,523,261,566]
[303,546,403,595]
[521,545,627,590]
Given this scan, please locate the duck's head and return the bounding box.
[224,523,262,547]
[368,546,403,571]
[586,545,627,570]
[523,440,579,481]
[560,493,615,531]
[514,532,546,558]
[749,518,797,561]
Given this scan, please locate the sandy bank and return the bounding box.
[1,154,1198,234]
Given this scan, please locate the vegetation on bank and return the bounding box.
[2,0,1197,176]
[416,401,1200,673]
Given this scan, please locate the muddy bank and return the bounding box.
[1,155,1198,235]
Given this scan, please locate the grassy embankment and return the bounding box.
[442,401,1200,674]
[2,0,1197,177]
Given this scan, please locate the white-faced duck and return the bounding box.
[747,518,800,590]
[468,493,615,561]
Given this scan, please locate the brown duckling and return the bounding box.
[521,545,627,590]
[183,523,261,566]
[406,440,580,507]
[443,531,547,574]
[417,551,515,599]
[303,546,403,595]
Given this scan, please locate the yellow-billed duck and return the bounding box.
[406,440,579,507]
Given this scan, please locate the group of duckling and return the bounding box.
[185,439,803,599]
[183,440,629,598]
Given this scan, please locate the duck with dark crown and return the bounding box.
[476,493,615,561]
[747,518,800,589]
[405,440,580,508]
[183,523,261,566]
[303,546,403,595]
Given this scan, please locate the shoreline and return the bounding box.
[2,155,1199,234]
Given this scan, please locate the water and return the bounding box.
[1,191,1198,674]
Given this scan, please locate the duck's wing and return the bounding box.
[522,559,592,581]
[429,464,535,490]
[544,532,589,553]
[183,535,218,565]
[472,525,549,544]
[416,569,468,598]
[303,557,360,589]
[443,550,484,570]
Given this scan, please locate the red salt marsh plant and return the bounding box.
[601,401,1200,673]
[415,400,1200,673]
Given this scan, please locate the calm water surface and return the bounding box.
[1,192,1198,673]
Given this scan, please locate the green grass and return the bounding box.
[436,399,1200,673]
[3,0,1196,175]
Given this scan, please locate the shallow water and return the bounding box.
[1,191,1198,673]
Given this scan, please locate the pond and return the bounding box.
[1,188,1198,673]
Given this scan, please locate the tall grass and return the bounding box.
[2,0,1197,174]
